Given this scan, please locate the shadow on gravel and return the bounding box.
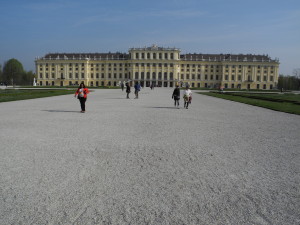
[147,107,181,109]
[42,110,80,113]
[105,98,128,99]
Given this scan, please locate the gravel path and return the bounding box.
[1,88,299,225]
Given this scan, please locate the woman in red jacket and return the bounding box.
[74,83,90,113]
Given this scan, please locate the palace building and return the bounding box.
[35,45,280,89]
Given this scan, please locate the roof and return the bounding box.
[43,53,129,60]
[180,53,278,62]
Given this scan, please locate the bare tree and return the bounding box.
[293,68,300,90]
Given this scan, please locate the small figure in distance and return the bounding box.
[121,82,124,91]
[126,83,131,99]
[183,86,192,109]
[74,82,90,113]
[172,85,180,108]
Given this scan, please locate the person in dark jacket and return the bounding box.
[134,82,141,99]
[172,85,180,108]
[126,83,131,99]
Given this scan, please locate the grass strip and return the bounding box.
[0,89,75,103]
[199,92,300,115]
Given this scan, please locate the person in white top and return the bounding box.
[183,86,192,109]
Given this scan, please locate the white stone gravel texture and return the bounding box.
[0,88,299,225]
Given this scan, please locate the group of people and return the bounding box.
[125,82,141,99]
[74,82,192,113]
[172,85,192,109]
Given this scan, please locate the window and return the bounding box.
[225,75,228,80]
[158,72,162,80]
[164,72,167,80]
[153,72,156,79]
[231,75,235,80]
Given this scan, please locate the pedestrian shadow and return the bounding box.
[146,106,180,109]
[105,98,127,99]
[42,110,80,113]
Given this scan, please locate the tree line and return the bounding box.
[0,59,34,86]
[278,69,300,91]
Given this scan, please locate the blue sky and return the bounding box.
[0,0,299,75]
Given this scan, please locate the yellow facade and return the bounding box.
[35,45,279,89]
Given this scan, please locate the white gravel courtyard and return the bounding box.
[0,88,299,224]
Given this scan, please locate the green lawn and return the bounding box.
[199,92,300,115]
[0,89,75,103]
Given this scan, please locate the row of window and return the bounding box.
[39,80,274,90]
[132,52,175,60]
[40,71,274,82]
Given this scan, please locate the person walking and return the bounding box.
[121,82,124,91]
[126,83,131,99]
[172,85,180,108]
[134,82,141,99]
[74,83,90,113]
[183,86,192,109]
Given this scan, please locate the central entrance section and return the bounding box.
[129,45,180,87]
